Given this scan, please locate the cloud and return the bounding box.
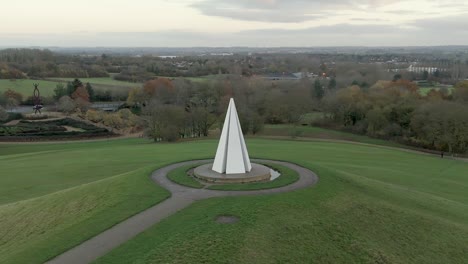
[2,15,468,47]
[240,23,403,36]
[191,0,325,23]
[411,14,468,32]
[191,0,397,23]
[21,24,408,46]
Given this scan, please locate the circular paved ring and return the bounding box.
[47,159,319,264]
[155,159,319,199]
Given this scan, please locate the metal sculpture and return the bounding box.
[32,83,43,114]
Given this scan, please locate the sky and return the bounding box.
[1,0,468,47]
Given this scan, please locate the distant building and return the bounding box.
[407,65,445,74]
[91,102,124,112]
[261,73,300,80]
[292,72,317,79]
[388,64,448,73]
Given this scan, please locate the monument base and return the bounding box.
[194,163,271,184]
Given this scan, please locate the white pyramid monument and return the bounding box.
[212,98,252,174]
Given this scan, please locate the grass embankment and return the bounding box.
[0,138,215,263]
[93,139,467,264]
[0,167,169,264]
[260,124,403,148]
[1,138,468,263]
[206,163,299,191]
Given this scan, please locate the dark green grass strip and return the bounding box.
[167,163,205,189]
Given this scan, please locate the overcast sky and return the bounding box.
[1,0,468,47]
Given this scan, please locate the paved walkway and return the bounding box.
[46,160,319,264]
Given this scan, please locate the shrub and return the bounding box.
[57,96,76,114]
[0,106,7,122]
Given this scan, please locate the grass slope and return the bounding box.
[1,138,467,263]
[0,139,212,263]
[94,139,468,264]
[0,139,212,204]
[260,124,403,147]
[0,167,169,264]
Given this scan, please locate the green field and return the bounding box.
[260,124,403,148]
[48,77,141,87]
[0,79,61,97]
[0,78,140,98]
[1,138,467,263]
[419,86,454,95]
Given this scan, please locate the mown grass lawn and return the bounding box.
[0,77,139,99]
[1,138,467,264]
[48,77,141,87]
[95,139,468,264]
[259,124,403,148]
[0,79,60,97]
[167,163,205,189]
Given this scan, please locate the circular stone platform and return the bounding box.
[194,163,271,183]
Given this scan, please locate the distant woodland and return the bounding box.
[0,48,467,154]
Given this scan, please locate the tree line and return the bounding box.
[126,75,468,154]
[320,80,468,154]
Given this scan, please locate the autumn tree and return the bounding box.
[143,78,176,104]
[411,101,468,154]
[238,107,264,135]
[71,86,90,102]
[85,109,103,123]
[366,107,389,135]
[323,85,369,127]
[102,113,124,130]
[3,89,23,104]
[143,100,185,142]
[453,80,468,102]
[126,87,146,107]
[385,79,419,94]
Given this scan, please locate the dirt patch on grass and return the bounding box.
[63,126,85,132]
[215,215,239,224]
[3,120,20,126]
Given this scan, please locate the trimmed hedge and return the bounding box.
[0,118,114,138]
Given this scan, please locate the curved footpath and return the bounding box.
[47,159,319,264]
